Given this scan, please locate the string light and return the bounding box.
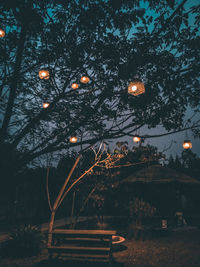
[182,140,192,149]
[128,81,145,96]
[69,136,78,143]
[71,83,79,89]
[39,70,50,80]
[133,136,141,143]
[0,29,5,38]
[80,76,90,84]
[43,102,50,109]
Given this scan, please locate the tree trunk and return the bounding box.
[47,155,81,246]
[47,210,55,247]
[0,25,27,143]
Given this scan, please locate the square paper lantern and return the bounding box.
[43,102,50,109]
[71,83,79,89]
[128,81,145,96]
[0,28,5,38]
[133,136,141,143]
[69,136,78,143]
[39,70,50,80]
[182,140,192,149]
[80,76,90,84]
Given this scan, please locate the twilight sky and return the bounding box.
[144,0,200,158]
[108,0,200,158]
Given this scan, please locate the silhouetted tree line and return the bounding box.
[167,150,200,181]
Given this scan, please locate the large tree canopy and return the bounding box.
[0,0,200,175]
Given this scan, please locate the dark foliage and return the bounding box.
[167,150,200,180]
[0,0,199,175]
[0,224,44,258]
[0,1,200,220]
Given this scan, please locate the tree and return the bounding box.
[109,141,165,181]
[167,150,200,180]
[66,142,166,222]
[0,0,200,190]
[46,143,124,246]
[167,154,183,171]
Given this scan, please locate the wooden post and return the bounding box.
[109,235,112,267]
[47,210,55,247]
[71,191,76,220]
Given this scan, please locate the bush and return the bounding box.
[0,224,44,258]
[129,198,157,226]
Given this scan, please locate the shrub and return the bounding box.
[130,198,157,226]
[0,224,44,258]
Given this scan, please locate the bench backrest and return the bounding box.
[50,229,116,247]
[53,229,116,236]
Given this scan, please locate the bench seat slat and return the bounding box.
[55,237,110,242]
[49,252,110,260]
[53,229,116,236]
[48,245,110,252]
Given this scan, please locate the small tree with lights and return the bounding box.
[46,142,128,247]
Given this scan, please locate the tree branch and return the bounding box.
[0,25,27,143]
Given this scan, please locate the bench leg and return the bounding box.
[49,252,53,260]
[109,251,113,267]
[109,257,113,267]
[56,253,60,259]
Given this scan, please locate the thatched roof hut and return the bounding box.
[117,165,200,216]
[122,164,200,185]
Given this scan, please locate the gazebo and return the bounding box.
[119,164,200,217]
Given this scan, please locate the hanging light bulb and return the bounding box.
[43,102,50,109]
[80,76,90,84]
[131,85,137,92]
[69,136,78,143]
[39,70,50,80]
[117,153,123,159]
[133,136,141,143]
[71,83,79,89]
[128,80,145,96]
[0,28,5,38]
[182,140,192,149]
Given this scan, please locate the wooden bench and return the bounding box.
[48,229,117,266]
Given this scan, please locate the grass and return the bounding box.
[0,217,200,267]
[114,229,200,267]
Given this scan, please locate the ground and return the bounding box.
[0,228,200,267]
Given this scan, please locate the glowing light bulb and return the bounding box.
[182,140,192,149]
[71,83,79,89]
[133,136,141,143]
[39,70,50,80]
[0,29,5,38]
[43,102,50,108]
[184,143,189,149]
[70,136,78,143]
[80,76,90,84]
[128,81,145,96]
[131,85,137,92]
